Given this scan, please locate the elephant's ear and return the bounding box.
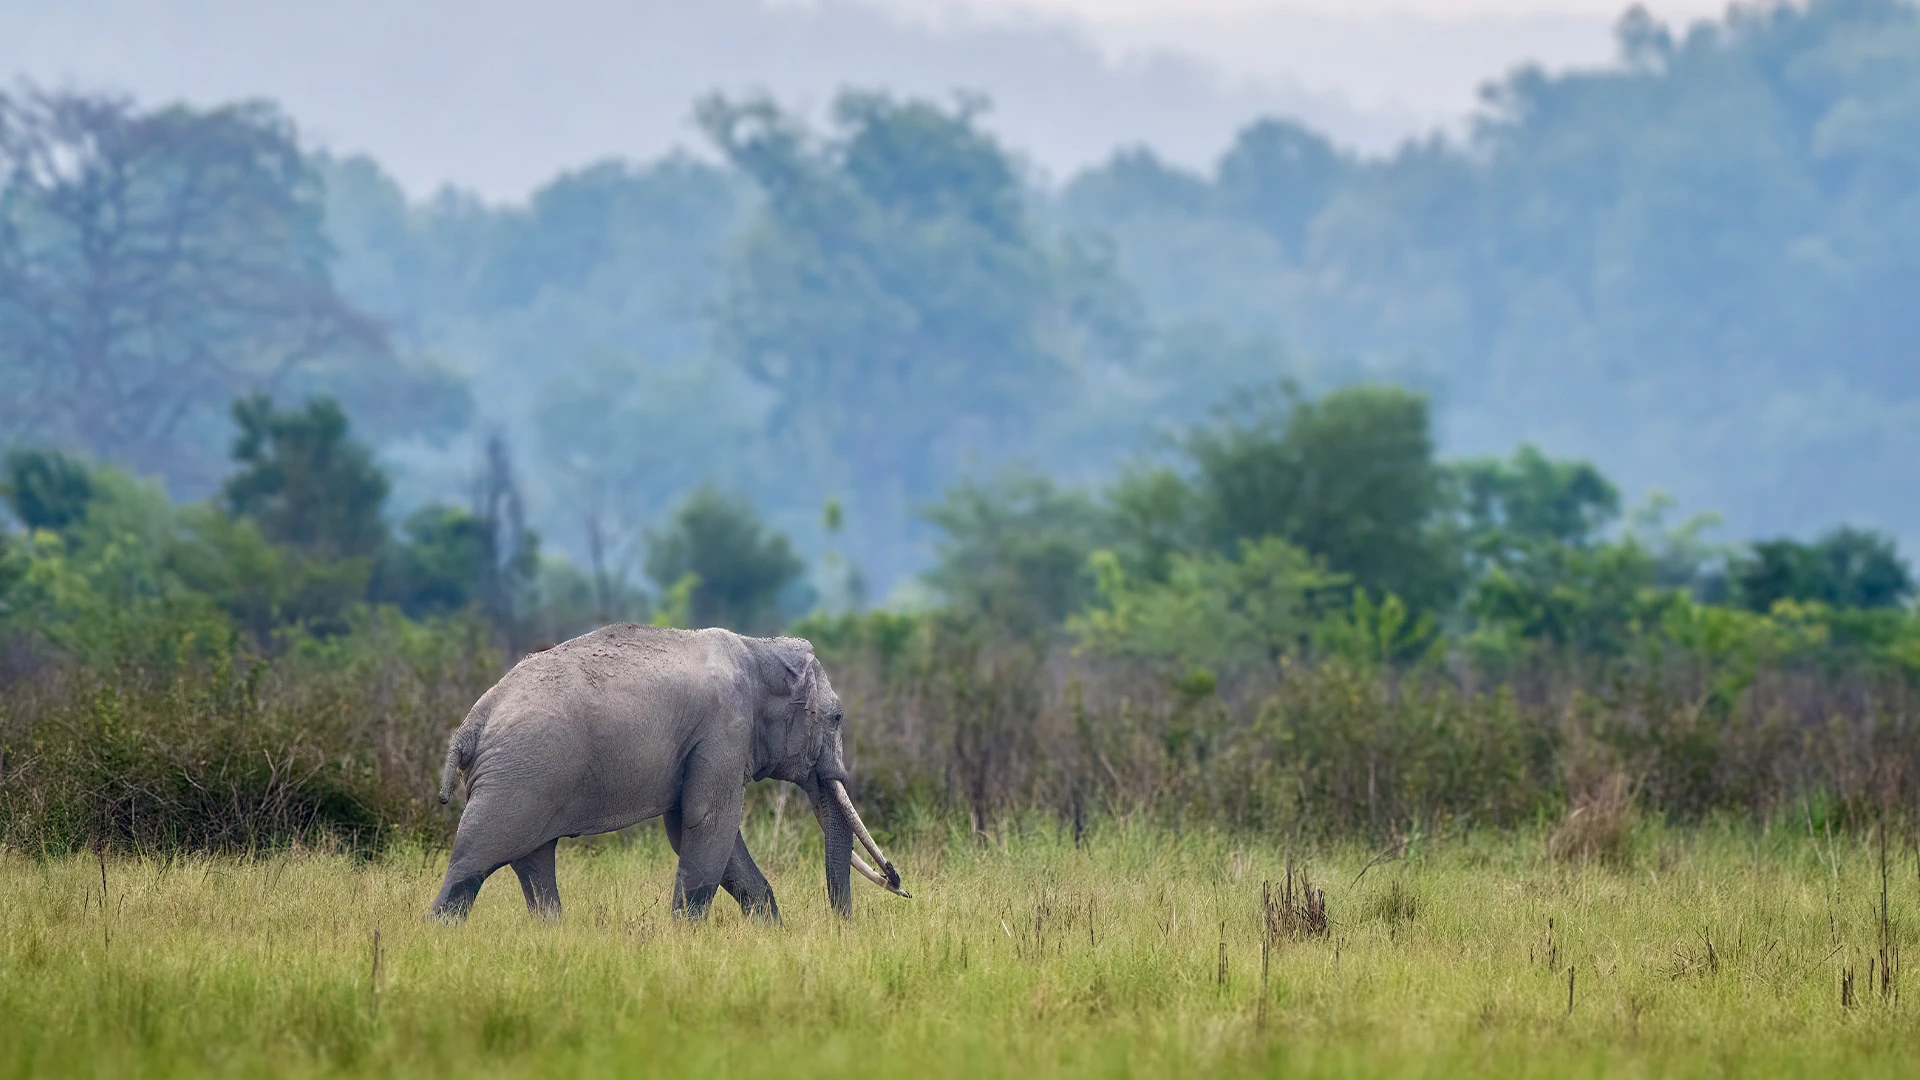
[767,636,819,718]
[789,656,820,721]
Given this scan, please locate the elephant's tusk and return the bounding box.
[831,780,904,893]
[852,851,912,898]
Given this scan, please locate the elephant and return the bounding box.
[430,623,909,921]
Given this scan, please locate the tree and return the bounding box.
[1057,1,1920,556]
[1183,383,1458,612]
[1731,528,1913,612]
[1071,537,1349,676]
[1467,538,1667,657]
[922,472,1105,639]
[470,433,541,652]
[378,505,490,619]
[699,90,1118,587]
[645,487,804,634]
[222,395,389,560]
[0,89,465,492]
[1455,445,1620,553]
[533,353,763,623]
[1,447,95,533]
[1214,118,1351,255]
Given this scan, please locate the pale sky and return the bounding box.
[2,0,1748,199]
[858,0,1743,107]
[892,0,1729,15]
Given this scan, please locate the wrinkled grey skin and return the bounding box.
[431,624,864,921]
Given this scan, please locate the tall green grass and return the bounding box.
[5,817,1919,1078]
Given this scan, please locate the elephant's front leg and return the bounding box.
[664,812,781,923]
[669,773,745,921]
[721,835,780,923]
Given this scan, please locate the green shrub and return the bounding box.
[0,612,496,854]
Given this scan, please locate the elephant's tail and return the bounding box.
[438,724,475,805]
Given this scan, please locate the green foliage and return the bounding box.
[1101,465,1203,585]
[1730,527,1914,613]
[1,447,95,533]
[648,572,700,630]
[644,487,803,634]
[0,397,559,664]
[166,505,371,643]
[1182,383,1457,612]
[1455,444,1621,552]
[1467,538,1669,658]
[1071,537,1348,676]
[1243,668,1555,832]
[224,395,391,560]
[1314,590,1440,671]
[0,465,232,670]
[531,352,765,568]
[0,611,494,854]
[377,505,489,618]
[788,608,922,673]
[33,0,1909,595]
[922,473,1105,639]
[1059,0,1920,555]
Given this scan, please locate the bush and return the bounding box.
[0,611,496,854]
[816,610,1920,843]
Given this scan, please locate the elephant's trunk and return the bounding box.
[811,785,853,917]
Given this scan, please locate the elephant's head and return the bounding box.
[757,637,909,916]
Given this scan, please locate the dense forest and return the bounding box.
[5,0,1920,856]
[7,0,1919,608]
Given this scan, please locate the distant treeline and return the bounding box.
[5,0,1920,598]
[3,379,1918,853]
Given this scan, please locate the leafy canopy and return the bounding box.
[644,486,805,634]
[1179,383,1457,613]
[0,90,466,494]
[922,473,1105,640]
[1071,537,1349,677]
[1732,528,1914,613]
[222,395,390,561]
[2,447,96,534]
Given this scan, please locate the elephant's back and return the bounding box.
[461,625,748,828]
[495,624,742,709]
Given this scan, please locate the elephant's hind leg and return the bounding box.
[511,838,562,919]
[431,859,498,921]
[722,833,780,923]
[431,795,545,921]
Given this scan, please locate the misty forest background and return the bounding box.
[6,0,1920,854]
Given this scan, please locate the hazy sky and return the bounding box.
[862,0,1738,111]
[893,0,1728,14]
[3,0,1742,200]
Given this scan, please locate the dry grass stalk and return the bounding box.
[1217,922,1228,988]
[1877,820,1899,1003]
[1533,917,1558,969]
[1257,934,1270,1031]
[1548,771,1636,866]
[1264,858,1328,943]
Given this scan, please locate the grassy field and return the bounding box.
[4,813,1920,1078]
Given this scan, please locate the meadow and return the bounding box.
[6,814,1920,1079]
